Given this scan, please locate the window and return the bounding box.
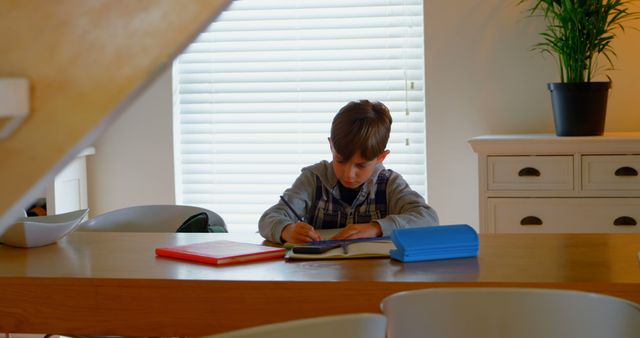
[173,0,426,232]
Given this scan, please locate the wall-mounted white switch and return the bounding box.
[0,77,30,139]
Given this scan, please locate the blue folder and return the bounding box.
[390,224,479,262]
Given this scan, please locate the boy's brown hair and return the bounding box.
[330,100,392,161]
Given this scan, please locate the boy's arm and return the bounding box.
[375,172,439,236]
[258,170,316,243]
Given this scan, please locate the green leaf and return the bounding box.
[519,0,639,82]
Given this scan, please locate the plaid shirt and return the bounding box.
[307,170,390,229]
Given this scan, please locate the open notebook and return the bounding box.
[285,232,395,260]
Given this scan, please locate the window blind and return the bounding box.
[173,0,426,232]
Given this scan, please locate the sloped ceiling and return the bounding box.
[0,0,229,232]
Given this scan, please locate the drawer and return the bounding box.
[582,155,640,191]
[487,156,573,191]
[488,198,640,233]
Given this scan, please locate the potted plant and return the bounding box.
[520,0,638,136]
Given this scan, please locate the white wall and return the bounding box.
[87,68,175,217]
[424,0,640,226]
[88,0,640,228]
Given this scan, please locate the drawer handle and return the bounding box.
[518,167,541,177]
[614,167,638,177]
[614,216,637,226]
[520,216,543,226]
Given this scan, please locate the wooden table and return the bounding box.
[1,232,639,336]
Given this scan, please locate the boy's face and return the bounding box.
[329,139,389,189]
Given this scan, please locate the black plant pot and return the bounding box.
[547,81,610,136]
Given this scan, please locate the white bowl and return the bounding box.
[0,209,89,248]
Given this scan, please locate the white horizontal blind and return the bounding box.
[173,0,426,232]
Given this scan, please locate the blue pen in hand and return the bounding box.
[279,195,303,222]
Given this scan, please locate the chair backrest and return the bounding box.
[381,288,640,338]
[202,313,386,338]
[77,204,226,233]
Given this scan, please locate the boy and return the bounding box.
[259,100,439,244]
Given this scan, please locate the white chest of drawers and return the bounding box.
[469,133,640,233]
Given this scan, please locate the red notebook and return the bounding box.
[155,240,286,266]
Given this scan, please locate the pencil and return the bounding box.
[279,195,303,222]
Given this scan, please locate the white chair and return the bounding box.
[202,313,386,338]
[381,288,640,338]
[77,204,226,232]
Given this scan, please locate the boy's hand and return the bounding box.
[331,222,382,240]
[281,222,322,244]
